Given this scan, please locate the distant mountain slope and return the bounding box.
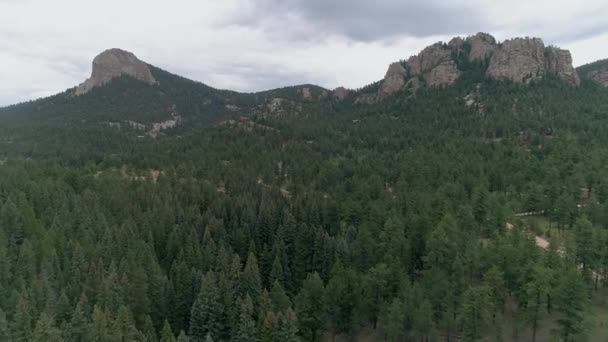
[0,49,333,136]
[577,58,608,86]
[0,32,605,138]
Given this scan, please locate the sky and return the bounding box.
[1,0,608,106]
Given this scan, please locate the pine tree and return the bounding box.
[325,264,359,338]
[11,291,32,341]
[458,286,491,342]
[235,295,257,342]
[380,297,406,342]
[65,295,89,342]
[526,265,550,342]
[87,305,114,342]
[273,308,299,342]
[555,269,588,341]
[177,330,190,342]
[142,315,159,342]
[270,281,291,313]
[160,320,177,342]
[189,273,226,342]
[112,305,142,341]
[30,312,63,342]
[241,252,262,309]
[0,309,8,342]
[295,273,325,342]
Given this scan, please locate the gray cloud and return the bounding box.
[229,0,488,42]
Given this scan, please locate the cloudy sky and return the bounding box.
[1,0,608,106]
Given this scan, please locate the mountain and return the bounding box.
[0,33,583,130]
[355,33,580,103]
[0,48,333,137]
[577,58,608,86]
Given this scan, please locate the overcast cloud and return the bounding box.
[1,0,608,106]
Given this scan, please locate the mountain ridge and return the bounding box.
[1,32,606,135]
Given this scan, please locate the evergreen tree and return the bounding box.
[295,273,325,342]
[554,269,588,341]
[30,312,63,342]
[235,295,257,342]
[325,264,359,338]
[189,273,226,342]
[160,320,177,342]
[270,281,291,313]
[458,286,491,342]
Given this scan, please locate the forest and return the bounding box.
[1,67,608,341]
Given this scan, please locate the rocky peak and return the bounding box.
[467,32,496,62]
[377,43,460,98]
[545,47,580,85]
[378,62,407,97]
[486,38,580,86]
[360,33,580,104]
[486,38,546,83]
[75,48,157,95]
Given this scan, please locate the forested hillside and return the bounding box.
[3,40,608,341]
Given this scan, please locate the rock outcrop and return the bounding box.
[76,48,157,95]
[361,33,580,103]
[545,47,580,85]
[468,32,496,62]
[486,38,546,83]
[424,60,460,87]
[378,43,461,98]
[332,87,349,100]
[486,38,580,86]
[587,70,608,86]
[378,62,407,97]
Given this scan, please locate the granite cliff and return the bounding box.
[76,49,157,95]
[373,33,579,101]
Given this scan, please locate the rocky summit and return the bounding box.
[75,48,157,95]
[375,33,580,100]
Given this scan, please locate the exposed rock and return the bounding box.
[301,87,313,100]
[225,104,240,111]
[448,37,465,53]
[114,105,180,138]
[467,32,496,62]
[463,84,484,113]
[424,60,460,87]
[267,98,286,113]
[407,43,452,76]
[378,43,461,98]
[487,38,546,83]
[545,47,580,85]
[587,70,608,86]
[76,48,156,95]
[368,33,579,103]
[378,62,407,97]
[332,87,349,100]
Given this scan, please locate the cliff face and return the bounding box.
[377,43,460,98]
[486,38,546,83]
[545,47,580,85]
[373,33,580,101]
[76,49,157,95]
[468,32,496,62]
